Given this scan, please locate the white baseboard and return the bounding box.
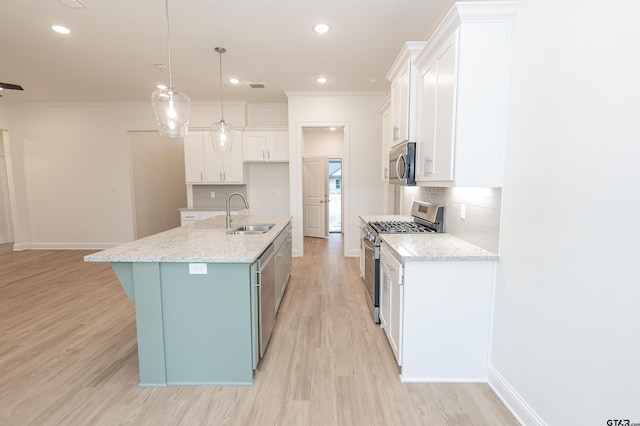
[400,377,487,383]
[488,365,547,426]
[27,242,125,250]
[347,248,360,257]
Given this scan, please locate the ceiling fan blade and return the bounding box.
[0,82,24,91]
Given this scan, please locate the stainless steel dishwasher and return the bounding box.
[257,243,276,358]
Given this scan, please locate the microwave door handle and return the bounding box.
[396,155,406,180]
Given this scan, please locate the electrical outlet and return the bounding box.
[210,191,215,198]
[460,204,466,220]
[188,263,207,275]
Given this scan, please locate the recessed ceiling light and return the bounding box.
[329,127,336,131]
[228,78,240,85]
[316,76,328,84]
[313,24,330,34]
[51,25,71,35]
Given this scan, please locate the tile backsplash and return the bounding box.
[191,185,248,209]
[396,186,502,254]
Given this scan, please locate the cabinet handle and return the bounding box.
[267,150,270,160]
[200,171,203,181]
[262,150,265,159]
[393,126,399,141]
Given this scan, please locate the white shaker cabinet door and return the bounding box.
[242,132,267,162]
[184,134,206,183]
[416,32,457,182]
[266,131,289,162]
[220,131,244,182]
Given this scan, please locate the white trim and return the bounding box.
[285,91,386,98]
[291,121,351,257]
[385,41,428,82]
[0,155,13,243]
[1,130,21,246]
[400,377,488,383]
[6,100,249,108]
[415,1,518,70]
[488,365,547,426]
[27,242,126,250]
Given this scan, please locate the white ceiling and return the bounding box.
[0,0,455,104]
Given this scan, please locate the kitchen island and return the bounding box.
[85,215,292,387]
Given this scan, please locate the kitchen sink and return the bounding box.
[227,223,275,234]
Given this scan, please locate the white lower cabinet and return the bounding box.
[380,243,403,365]
[274,223,292,311]
[380,241,496,381]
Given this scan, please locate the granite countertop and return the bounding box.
[381,233,499,262]
[84,215,292,264]
[359,214,498,261]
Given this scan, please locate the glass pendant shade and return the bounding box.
[210,119,235,151]
[152,87,190,138]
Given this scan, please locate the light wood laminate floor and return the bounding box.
[0,235,518,425]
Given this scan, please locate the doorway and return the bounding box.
[328,158,342,233]
[301,127,345,239]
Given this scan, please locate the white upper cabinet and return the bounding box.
[414,2,517,187]
[184,131,244,184]
[386,41,427,146]
[242,128,289,162]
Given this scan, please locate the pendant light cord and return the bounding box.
[164,0,173,89]
[216,47,226,121]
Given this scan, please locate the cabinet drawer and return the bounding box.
[380,244,403,283]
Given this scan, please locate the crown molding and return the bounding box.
[415,1,518,70]
[285,91,386,98]
[385,41,428,82]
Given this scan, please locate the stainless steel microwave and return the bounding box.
[388,141,416,186]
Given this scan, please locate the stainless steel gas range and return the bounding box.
[360,201,444,323]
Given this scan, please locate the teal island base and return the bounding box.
[112,261,258,387]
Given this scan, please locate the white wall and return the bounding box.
[490,1,640,424]
[0,101,284,248]
[302,129,345,157]
[287,92,387,257]
[130,132,186,239]
[246,163,290,216]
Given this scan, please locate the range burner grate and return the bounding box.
[370,220,435,234]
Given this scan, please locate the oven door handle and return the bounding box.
[362,237,376,251]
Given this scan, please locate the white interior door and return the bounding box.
[302,156,329,238]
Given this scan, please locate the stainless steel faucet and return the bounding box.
[226,192,249,228]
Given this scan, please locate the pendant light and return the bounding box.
[210,47,235,151]
[151,0,190,138]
